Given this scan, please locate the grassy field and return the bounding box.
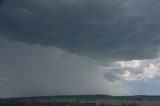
[1,95,160,106]
[52,98,160,106]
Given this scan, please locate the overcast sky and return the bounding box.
[1,0,160,98]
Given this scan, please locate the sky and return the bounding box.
[1,0,160,98]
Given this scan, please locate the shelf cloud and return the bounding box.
[0,0,160,63]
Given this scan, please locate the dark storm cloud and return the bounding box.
[0,0,160,63]
[0,0,3,5]
[0,0,4,8]
[0,37,115,97]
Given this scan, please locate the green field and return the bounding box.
[54,98,160,106]
[1,95,160,106]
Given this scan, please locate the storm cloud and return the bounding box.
[0,0,160,63]
[0,37,120,97]
[1,0,160,97]
[102,59,160,82]
[100,58,160,95]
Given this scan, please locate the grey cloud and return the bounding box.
[103,71,120,82]
[0,0,3,5]
[0,0,3,3]
[102,67,126,82]
[0,37,117,97]
[0,0,160,64]
[101,58,160,95]
[102,58,160,82]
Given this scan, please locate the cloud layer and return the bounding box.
[0,37,129,98]
[101,58,160,95]
[0,0,160,63]
[102,59,160,81]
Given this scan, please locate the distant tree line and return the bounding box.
[0,101,140,106]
